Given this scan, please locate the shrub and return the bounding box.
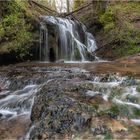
[99,2,140,57]
[99,7,115,32]
[0,0,35,59]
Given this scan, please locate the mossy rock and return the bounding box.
[136,85,140,92]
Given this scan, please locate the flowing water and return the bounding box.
[0,64,140,139]
[0,82,40,139]
[40,16,97,62]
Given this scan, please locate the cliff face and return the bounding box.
[74,1,140,60]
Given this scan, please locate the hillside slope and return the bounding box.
[75,1,140,60]
[0,1,49,64]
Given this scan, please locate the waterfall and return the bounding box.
[40,16,97,62]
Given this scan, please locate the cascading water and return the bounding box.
[1,66,140,139]
[40,16,97,62]
[0,81,40,139]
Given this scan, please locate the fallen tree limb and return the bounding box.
[62,2,92,17]
[95,39,120,53]
[31,0,59,16]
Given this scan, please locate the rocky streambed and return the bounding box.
[0,60,140,139]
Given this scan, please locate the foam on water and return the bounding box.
[131,119,140,125]
[0,84,39,120]
[113,98,140,109]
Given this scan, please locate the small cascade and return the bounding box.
[40,16,97,62]
[0,85,39,119]
[0,66,140,139]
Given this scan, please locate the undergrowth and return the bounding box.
[0,0,37,59]
[99,2,140,57]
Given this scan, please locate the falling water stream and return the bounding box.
[40,16,97,62]
[0,82,40,139]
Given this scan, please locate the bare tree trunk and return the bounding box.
[28,0,32,6]
[66,0,70,14]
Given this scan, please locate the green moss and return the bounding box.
[136,85,140,92]
[126,95,138,103]
[73,0,85,10]
[80,13,92,23]
[74,47,82,60]
[108,105,119,116]
[99,2,140,57]
[0,0,37,59]
[121,76,136,86]
[108,86,123,101]
[104,131,113,140]
[0,24,5,40]
[108,104,132,118]
[133,108,140,118]
[108,104,140,119]
[99,7,115,32]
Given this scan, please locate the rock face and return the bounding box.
[30,82,92,139]
[0,51,18,65]
[73,1,140,60]
[39,16,97,62]
[0,45,39,65]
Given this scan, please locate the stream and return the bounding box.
[0,63,140,139]
[0,16,140,139]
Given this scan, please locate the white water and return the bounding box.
[40,16,97,62]
[1,69,140,139]
[131,119,140,125]
[0,84,39,120]
[113,98,140,109]
[24,125,35,140]
[84,75,140,119]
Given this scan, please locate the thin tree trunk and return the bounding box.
[66,0,70,14]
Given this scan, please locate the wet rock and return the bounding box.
[1,64,140,139]
[42,132,49,139]
[56,59,65,63]
[30,82,93,139]
[91,125,111,135]
[121,76,137,86]
[100,74,120,82]
[0,113,3,118]
[85,90,100,97]
[136,85,140,92]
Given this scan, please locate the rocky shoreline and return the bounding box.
[0,60,140,139]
